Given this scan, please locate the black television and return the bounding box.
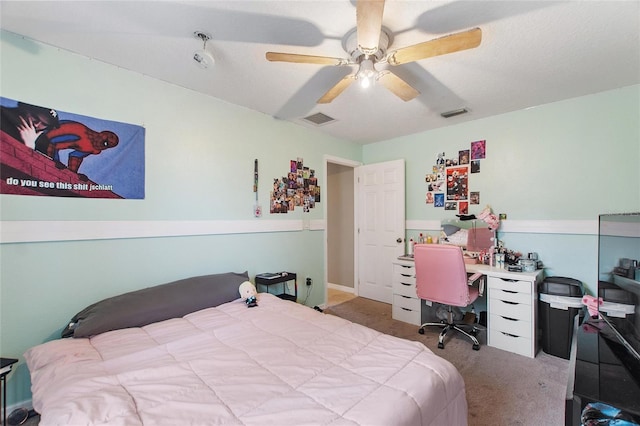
[597,213,640,370]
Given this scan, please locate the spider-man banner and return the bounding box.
[0,97,144,199]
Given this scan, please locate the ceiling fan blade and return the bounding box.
[377,71,420,102]
[357,0,385,54]
[317,75,355,104]
[266,52,344,65]
[388,27,482,66]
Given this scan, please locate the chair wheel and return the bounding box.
[418,328,425,335]
[473,344,480,351]
[438,342,444,349]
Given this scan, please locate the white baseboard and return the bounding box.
[327,283,355,293]
[1,218,599,244]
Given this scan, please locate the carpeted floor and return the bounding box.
[324,296,570,426]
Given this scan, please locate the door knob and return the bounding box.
[396,238,403,243]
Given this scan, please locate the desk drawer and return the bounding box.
[488,287,531,305]
[487,276,532,294]
[392,295,421,325]
[393,264,415,283]
[393,294,420,310]
[489,298,531,321]
[393,280,417,298]
[489,314,531,338]
[489,329,533,358]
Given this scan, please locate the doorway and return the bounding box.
[324,157,405,307]
[324,156,359,306]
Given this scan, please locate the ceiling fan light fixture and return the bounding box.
[356,57,377,89]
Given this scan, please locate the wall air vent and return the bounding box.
[440,108,469,118]
[302,112,336,126]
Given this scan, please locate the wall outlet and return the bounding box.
[306,277,312,286]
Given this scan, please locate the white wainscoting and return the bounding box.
[407,219,598,235]
[1,219,596,244]
[0,219,327,243]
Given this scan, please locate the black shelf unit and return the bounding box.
[1,357,18,426]
[255,272,297,302]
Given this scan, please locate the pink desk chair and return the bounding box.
[415,244,484,350]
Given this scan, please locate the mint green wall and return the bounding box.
[0,31,360,405]
[0,31,361,222]
[364,84,640,294]
[2,28,639,408]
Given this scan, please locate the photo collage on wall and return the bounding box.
[425,140,486,215]
[270,157,321,214]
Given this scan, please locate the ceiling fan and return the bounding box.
[266,0,482,104]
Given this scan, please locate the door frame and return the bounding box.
[323,155,361,307]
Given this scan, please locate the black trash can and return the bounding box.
[538,276,584,359]
[598,280,636,320]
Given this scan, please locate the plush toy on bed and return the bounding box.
[239,281,258,308]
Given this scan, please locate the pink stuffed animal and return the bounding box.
[478,205,500,231]
[582,295,602,317]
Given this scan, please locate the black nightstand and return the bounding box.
[1,358,18,426]
[255,272,297,302]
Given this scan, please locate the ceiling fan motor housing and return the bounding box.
[342,28,391,63]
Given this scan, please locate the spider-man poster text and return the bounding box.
[1,97,145,199]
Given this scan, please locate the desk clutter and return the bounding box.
[408,229,544,272]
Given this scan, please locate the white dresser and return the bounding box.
[391,259,421,325]
[392,257,543,358]
[486,270,543,358]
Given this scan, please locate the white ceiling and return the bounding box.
[1,1,639,144]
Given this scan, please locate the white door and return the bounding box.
[357,159,405,303]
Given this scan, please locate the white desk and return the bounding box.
[392,257,543,358]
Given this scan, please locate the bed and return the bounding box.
[25,272,468,425]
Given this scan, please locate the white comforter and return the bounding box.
[25,293,467,426]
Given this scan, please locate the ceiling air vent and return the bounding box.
[440,108,469,118]
[302,112,336,126]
